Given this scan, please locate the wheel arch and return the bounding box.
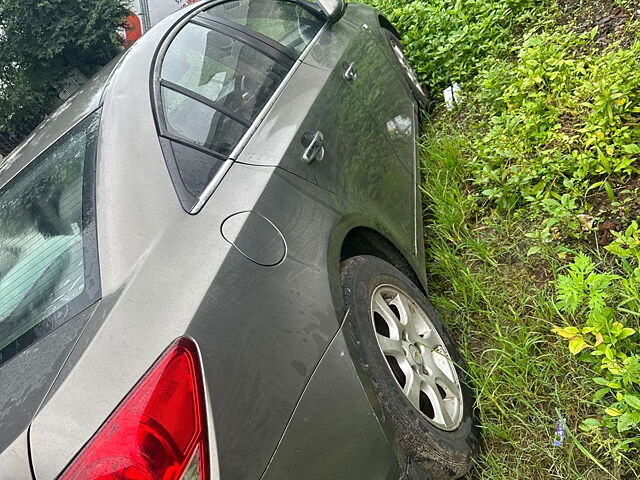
[377,14,400,40]
[340,227,426,296]
[326,212,428,321]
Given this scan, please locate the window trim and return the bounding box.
[192,15,297,66]
[161,131,229,161]
[150,0,328,213]
[194,12,301,62]
[160,79,252,128]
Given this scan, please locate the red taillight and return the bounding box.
[60,337,209,480]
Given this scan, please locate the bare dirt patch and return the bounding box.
[557,0,638,49]
[588,175,640,245]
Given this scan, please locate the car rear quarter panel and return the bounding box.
[0,430,30,480]
[261,325,402,480]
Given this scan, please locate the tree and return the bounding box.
[0,0,130,155]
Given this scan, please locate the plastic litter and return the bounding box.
[443,82,462,109]
[553,416,566,446]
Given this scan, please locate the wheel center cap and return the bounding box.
[408,345,422,365]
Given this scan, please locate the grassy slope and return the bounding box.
[422,127,618,479]
[359,0,640,478]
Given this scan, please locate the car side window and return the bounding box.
[204,0,324,55]
[155,1,325,212]
[162,23,289,128]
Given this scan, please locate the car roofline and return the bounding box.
[0,49,132,191]
[0,0,217,191]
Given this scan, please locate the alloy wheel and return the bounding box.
[370,285,464,431]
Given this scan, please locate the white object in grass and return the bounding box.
[443,83,462,109]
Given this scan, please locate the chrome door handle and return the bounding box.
[344,62,357,81]
[302,131,325,163]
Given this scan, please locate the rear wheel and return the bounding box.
[341,255,479,479]
[382,29,434,114]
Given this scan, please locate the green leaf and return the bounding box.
[604,181,615,202]
[569,337,589,355]
[622,144,640,154]
[604,345,615,361]
[618,327,636,340]
[580,417,601,431]
[527,246,541,256]
[593,387,609,401]
[605,407,622,417]
[617,412,637,432]
[624,394,640,411]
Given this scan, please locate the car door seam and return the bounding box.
[258,308,350,480]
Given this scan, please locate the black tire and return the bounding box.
[382,29,434,115]
[341,255,479,480]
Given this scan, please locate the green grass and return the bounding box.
[420,128,639,478]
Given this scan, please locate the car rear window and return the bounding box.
[0,112,101,365]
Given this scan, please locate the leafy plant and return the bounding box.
[553,252,640,460]
[360,0,545,92]
[470,29,640,240]
[606,221,640,263]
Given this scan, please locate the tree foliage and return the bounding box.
[0,0,129,153]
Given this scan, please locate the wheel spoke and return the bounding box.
[423,349,460,397]
[376,333,404,356]
[404,369,422,409]
[373,292,403,333]
[416,326,439,348]
[425,381,454,428]
[391,293,412,326]
[421,348,440,372]
[436,373,459,396]
[413,310,439,348]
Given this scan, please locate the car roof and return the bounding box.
[0,55,123,191]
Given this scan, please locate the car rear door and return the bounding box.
[326,18,418,175]
[235,15,417,248]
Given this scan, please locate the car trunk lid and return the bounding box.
[0,304,98,476]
